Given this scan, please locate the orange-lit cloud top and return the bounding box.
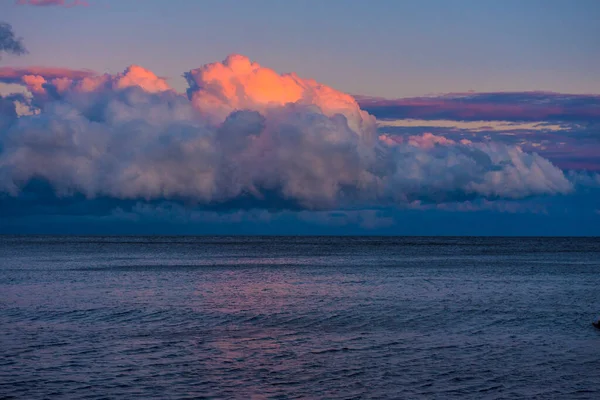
[0,54,582,210]
[12,64,169,95]
[16,0,88,7]
[185,54,375,139]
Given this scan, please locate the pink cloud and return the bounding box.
[379,133,463,149]
[0,66,96,83]
[185,54,375,137]
[20,74,46,93]
[1,65,169,96]
[378,134,402,146]
[406,132,456,149]
[113,65,171,93]
[16,0,89,7]
[357,92,600,122]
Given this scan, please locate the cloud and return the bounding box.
[378,133,572,202]
[16,65,167,96]
[0,22,27,59]
[0,55,577,218]
[0,93,22,133]
[377,118,600,172]
[357,92,600,123]
[377,119,570,132]
[0,66,97,84]
[185,54,376,137]
[16,0,89,7]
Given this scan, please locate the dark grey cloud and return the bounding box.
[0,22,27,59]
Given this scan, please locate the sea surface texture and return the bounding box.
[1,236,599,399]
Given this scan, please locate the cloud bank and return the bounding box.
[0,66,96,84]
[366,91,600,172]
[0,55,580,219]
[358,92,600,123]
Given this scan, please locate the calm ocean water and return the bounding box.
[0,236,599,399]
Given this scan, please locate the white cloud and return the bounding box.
[377,118,572,132]
[0,55,575,212]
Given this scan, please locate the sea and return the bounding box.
[0,236,599,399]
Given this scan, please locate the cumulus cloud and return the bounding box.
[374,132,572,203]
[185,54,376,138]
[16,0,88,7]
[0,55,575,215]
[0,22,27,59]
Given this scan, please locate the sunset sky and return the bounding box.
[0,0,599,235]
[3,0,600,96]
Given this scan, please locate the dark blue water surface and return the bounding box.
[1,236,599,399]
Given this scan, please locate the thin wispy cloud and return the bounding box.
[0,66,97,83]
[377,119,570,132]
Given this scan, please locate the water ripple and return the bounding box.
[1,236,599,399]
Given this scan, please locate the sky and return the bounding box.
[2,0,600,97]
[0,0,599,235]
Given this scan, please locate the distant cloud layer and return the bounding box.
[0,55,580,219]
[380,124,600,172]
[0,66,96,83]
[363,92,600,172]
[357,92,600,123]
[15,0,88,7]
